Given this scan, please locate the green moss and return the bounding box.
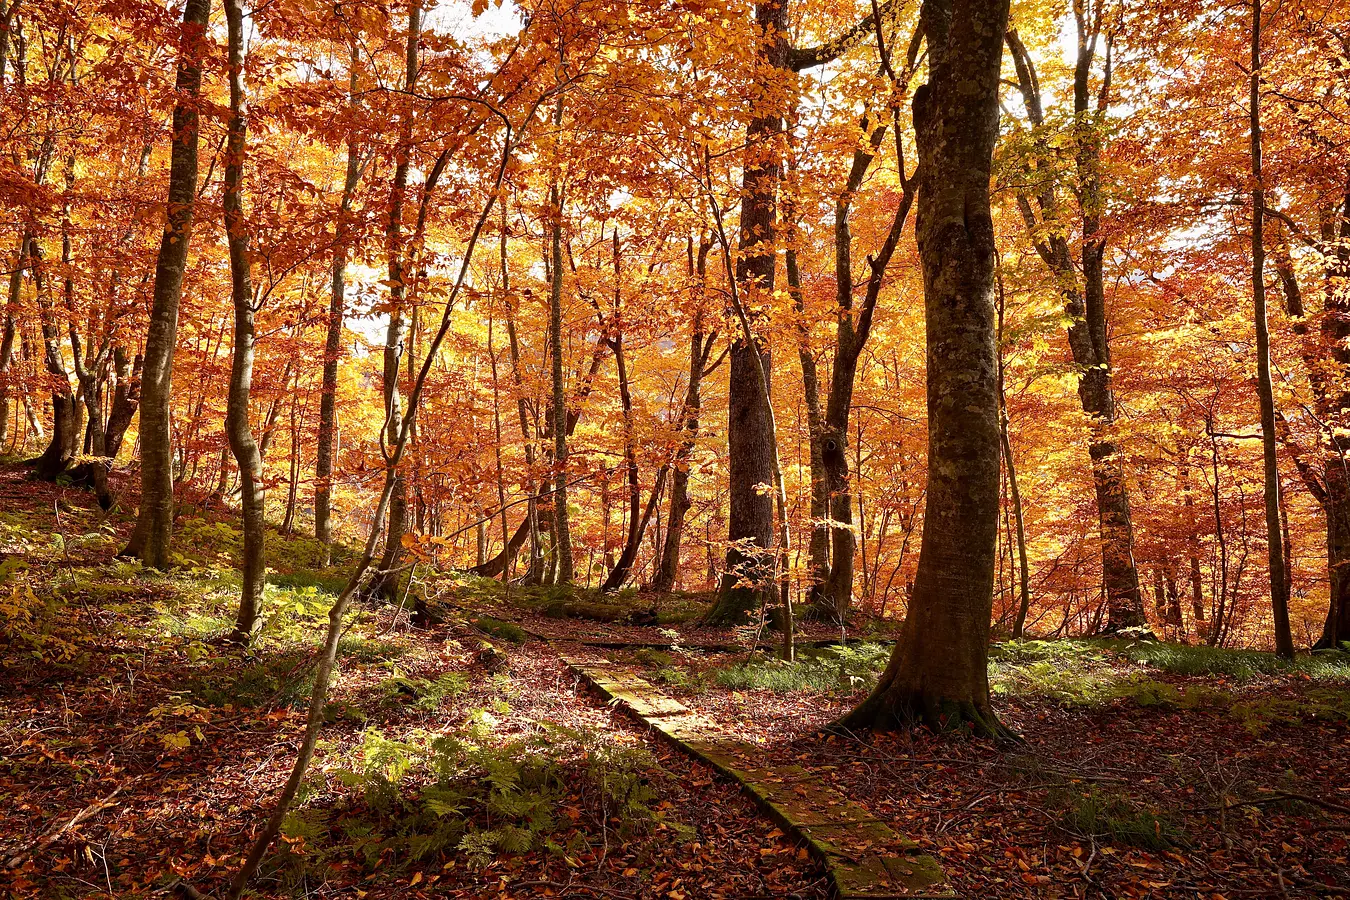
[472,616,529,644]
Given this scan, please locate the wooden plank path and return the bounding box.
[560,652,951,899]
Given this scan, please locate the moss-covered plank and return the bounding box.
[562,655,952,899]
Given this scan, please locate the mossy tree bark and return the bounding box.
[123,0,210,568]
[838,0,1011,736]
[706,0,788,626]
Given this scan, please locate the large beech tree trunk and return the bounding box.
[123,0,210,568]
[315,49,361,558]
[223,0,266,643]
[706,0,788,625]
[838,0,1010,735]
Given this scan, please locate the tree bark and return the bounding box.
[548,96,575,586]
[123,0,210,567]
[223,0,266,643]
[838,0,1011,735]
[1248,0,1293,658]
[366,4,420,601]
[653,237,714,593]
[706,0,789,625]
[30,239,78,482]
[1005,26,1146,633]
[103,347,140,460]
[1000,283,1032,638]
[0,234,29,450]
[315,48,362,558]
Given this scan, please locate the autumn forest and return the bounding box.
[2,0,1349,896]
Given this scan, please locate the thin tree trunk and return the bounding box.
[547,95,574,585]
[1005,26,1146,633]
[1249,0,1293,658]
[31,243,78,481]
[104,347,140,461]
[654,237,713,593]
[367,4,420,601]
[0,234,29,450]
[223,0,266,643]
[315,47,362,557]
[999,279,1032,638]
[123,0,210,567]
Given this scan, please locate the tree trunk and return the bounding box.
[1248,0,1293,658]
[547,98,575,586]
[1005,27,1146,633]
[500,206,545,582]
[838,0,1010,736]
[1000,288,1032,638]
[0,234,29,450]
[367,4,420,602]
[31,243,78,482]
[104,347,140,460]
[315,48,361,557]
[706,0,788,626]
[62,164,114,509]
[653,239,713,593]
[123,0,210,568]
[223,0,267,644]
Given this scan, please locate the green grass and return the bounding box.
[378,672,470,711]
[270,569,350,597]
[185,648,317,708]
[1108,640,1350,681]
[1054,786,1186,850]
[711,643,891,693]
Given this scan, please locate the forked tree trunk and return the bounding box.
[1004,27,1146,633]
[315,48,362,558]
[104,347,141,460]
[838,0,1011,736]
[653,238,714,593]
[123,0,210,568]
[223,0,266,643]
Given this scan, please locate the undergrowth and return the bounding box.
[711,644,891,693]
[276,719,677,882]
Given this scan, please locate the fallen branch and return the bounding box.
[5,777,139,869]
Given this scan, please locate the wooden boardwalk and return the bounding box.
[561,652,952,899]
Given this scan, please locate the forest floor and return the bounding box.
[1,462,1349,899]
